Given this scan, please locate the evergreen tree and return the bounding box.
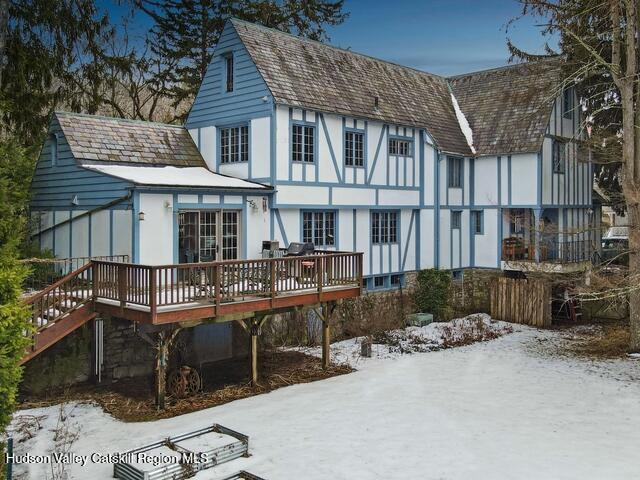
[1,0,112,143]
[0,140,34,434]
[138,0,347,118]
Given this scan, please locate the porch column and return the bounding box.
[533,208,542,263]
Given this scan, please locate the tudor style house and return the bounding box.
[30,18,598,291]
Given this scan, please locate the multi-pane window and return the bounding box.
[388,138,412,156]
[292,124,315,163]
[225,55,234,92]
[345,130,364,166]
[562,87,573,119]
[471,210,483,234]
[222,211,239,260]
[302,211,335,246]
[448,157,463,188]
[553,140,566,173]
[220,125,249,164]
[199,211,217,261]
[451,211,462,229]
[371,211,398,244]
[373,276,385,288]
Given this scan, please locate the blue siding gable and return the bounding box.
[30,116,133,210]
[185,21,273,129]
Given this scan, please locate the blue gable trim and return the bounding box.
[30,115,134,211]
[185,20,274,129]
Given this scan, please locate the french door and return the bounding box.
[178,210,240,263]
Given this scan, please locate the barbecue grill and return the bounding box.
[285,242,315,256]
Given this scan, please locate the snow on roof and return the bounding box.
[450,92,476,155]
[81,164,271,190]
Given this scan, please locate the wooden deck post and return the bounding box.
[154,328,181,410]
[250,320,258,387]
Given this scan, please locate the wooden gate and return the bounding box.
[490,277,551,327]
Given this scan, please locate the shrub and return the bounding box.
[412,269,452,320]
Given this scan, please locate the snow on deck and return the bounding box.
[9,322,640,479]
[80,164,270,189]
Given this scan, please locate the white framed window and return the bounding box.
[302,211,335,247]
[448,156,463,188]
[219,125,249,164]
[451,211,462,229]
[49,134,58,167]
[292,124,315,163]
[371,211,398,244]
[388,137,412,156]
[345,130,364,166]
[553,140,566,173]
[225,54,234,92]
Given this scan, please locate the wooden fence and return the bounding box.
[490,277,551,327]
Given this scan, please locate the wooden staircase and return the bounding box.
[21,263,96,365]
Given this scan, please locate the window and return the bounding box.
[225,54,234,92]
[292,124,315,163]
[553,140,566,173]
[509,209,525,235]
[345,130,364,167]
[448,157,463,188]
[373,276,385,288]
[562,87,573,119]
[388,138,412,156]
[451,211,461,229]
[390,274,403,286]
[302,211,335,247]
[219,125,249,163]
[49,134,58,167]
[371,211,398,244]
[471,210,483,235]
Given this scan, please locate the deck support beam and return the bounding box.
[152,328,181,410]
[239,315,270,387]
[315,302,335,370]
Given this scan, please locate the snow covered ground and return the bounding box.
[8,317,640,480]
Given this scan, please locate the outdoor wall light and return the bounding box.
[138,211,145,221]
[248,199,258,211]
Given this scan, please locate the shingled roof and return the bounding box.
[448,59,563,156]
[231,18,472,155]
[55,112,206,167]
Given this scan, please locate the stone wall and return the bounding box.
[450,269,502,318]
[21,316,157,395]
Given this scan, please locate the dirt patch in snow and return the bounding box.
[19,350,352,422]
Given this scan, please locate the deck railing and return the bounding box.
[92,251,363,316]
[502,237,592,264]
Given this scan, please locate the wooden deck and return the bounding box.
[22,252,363,363]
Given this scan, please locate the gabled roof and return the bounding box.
[231,18,472,155]
[448,60,564,156]
[55,111,205,167]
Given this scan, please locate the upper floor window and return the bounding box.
[388,137,412,156]
[471,210,484,234]
[552,140,566,173]
[345,130,364,167]
[220,125,249,164]
[448,156,463,188]
[451,210,462,229]
[49,133,58,166]
[371,211,398,244]
[302,211,335,247]
[562,87,573,119]
[292,123,315,163]
[225,54,234,92]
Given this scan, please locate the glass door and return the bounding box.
[178,210,240,263]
